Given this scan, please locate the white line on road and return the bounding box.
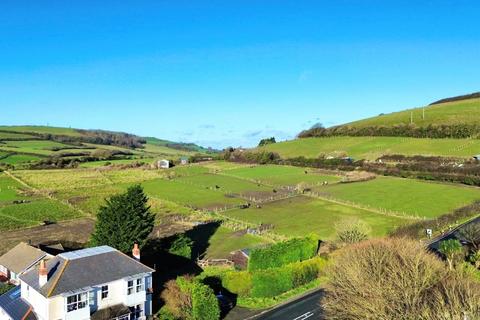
[293,311,314,320]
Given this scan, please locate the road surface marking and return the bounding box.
[293,311,314,320]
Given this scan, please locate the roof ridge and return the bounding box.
[47,259,69,298]
[116,249,155,273]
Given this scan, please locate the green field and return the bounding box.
[176,173,273,194]
[0,154,42,165]
[4,160,480,253]
[0,125,211,168]
[345,98,480,128]
[224,165,341,186]
[0,125,82,137]
[203,226,268,259]
[224,196,408,239]
[142,178,245,210]
[0,173,81,230]
[0,140,75,155]
[317,177,480,219]
[0,174,26,202]
[260,136,480,160]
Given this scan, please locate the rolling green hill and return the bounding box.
[344,97,480,128]
[259,136,480,160]
[0,125,210,168]
[260,95,480,160]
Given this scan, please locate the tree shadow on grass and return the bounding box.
[141,221,222,313]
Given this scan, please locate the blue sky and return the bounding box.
[1,1,479,148]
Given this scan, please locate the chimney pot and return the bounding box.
[39,259,48,287]
[132,243,140,261]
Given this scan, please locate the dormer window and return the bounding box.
[67,293,87,312]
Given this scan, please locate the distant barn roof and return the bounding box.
[20,246,154,298]
[0,242,48,274]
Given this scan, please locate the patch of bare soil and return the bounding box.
[0,218,193,255]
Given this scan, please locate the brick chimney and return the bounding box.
[39,259,48,287]
[132,243,140,261]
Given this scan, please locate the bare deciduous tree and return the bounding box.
[323,238,480,319]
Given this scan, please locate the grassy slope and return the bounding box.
[224,195,408,239]
[0,126,204,167]
[0,125,82,136]
[260,136,480,160]
[224,165,341,186]
[344,98,480,128]
[317,176,480,219]
[204,226,268,259]
[260,98,480,160]
[0,173,80,230]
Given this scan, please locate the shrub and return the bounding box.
[248,236,319,271]
[439,239,465,270]
[191,281,221,320]
[335,218,370,244]
[169,234,193,259]
[251,267,294,298]
[250,257,324,298]
[323,238,480,319]
[162,276,220,320]
[222,271,252,297]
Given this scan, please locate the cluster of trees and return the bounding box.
[7,129,147,149]
[323,238,480,319]
[258,137,276,147]
[222,148,280,164]
[160,275,220,320]
[298,123,480,139]
[29,150,135,169]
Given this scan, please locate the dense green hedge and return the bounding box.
[248,235,319,271]
[176,277,220,320]
[222,271,252,297]
[222,257,326,298]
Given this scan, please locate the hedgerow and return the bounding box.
[248,235,319,271]
[221,257,326,298]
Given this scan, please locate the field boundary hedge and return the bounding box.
[248,236,319,271]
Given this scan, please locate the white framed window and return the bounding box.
[88,291,95,305]
[136,278,143,293]
[127,280,134,295]
[101,285,109,299]
[67,293,87,312]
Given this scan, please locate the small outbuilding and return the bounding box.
[180,157,189,165]
[0,243,50,285]
[157,159,170,169]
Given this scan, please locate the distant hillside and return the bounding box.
[0,125,210,169]
[299,97,480,139]
[430,92,480,105]
[144,137,216,154]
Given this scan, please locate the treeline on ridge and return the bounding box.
[0,129,146,149]
[298,123,480,139]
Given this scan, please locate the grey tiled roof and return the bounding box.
[0,242,47,274]
[20,246,154,298]
[0,286,37,320]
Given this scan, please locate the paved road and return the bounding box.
[255,290,324,320]
[427,215,480,251]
